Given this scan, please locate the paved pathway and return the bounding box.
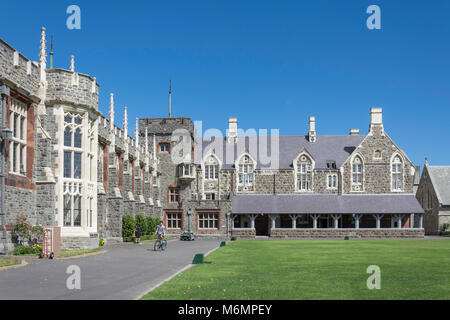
[0,239,220,300]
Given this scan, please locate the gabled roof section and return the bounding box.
[427,166,450,205]
[195,135,366,170]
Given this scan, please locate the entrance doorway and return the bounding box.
[255,215,269,236]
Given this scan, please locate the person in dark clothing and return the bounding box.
[135,224,141,244]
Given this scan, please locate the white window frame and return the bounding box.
[204,192,216,201]
[391,155,403,192]
[9,98,27,176]
[237,154,255,187]
[351,155,364,191]
[295,154,313,192]
[327,174,338,189]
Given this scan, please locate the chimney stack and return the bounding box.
[227,117,238,143]
[349,128,359,135]
[308,116,316,142]
[369,107,383,134]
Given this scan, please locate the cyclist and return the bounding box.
[155,220,166,248]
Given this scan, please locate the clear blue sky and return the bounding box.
[1,0,449,167]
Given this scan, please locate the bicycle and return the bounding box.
[154,235,167,251]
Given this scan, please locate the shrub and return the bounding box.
[135,214,146,235]
[146,216,159,236]
[442,223,450,232]
[99,238,105,246]
[13,245,41,255]
[122,215,135,238]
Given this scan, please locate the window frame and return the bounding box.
[9,97,27,176]
[197,212,219,230]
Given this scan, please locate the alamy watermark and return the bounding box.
[366,265,381,289]
[66,265,81,290]
[66,5,81,30]
[366,5,381,30]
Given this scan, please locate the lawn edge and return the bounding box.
[136,242,224,300]
[0,259,28,271]
[56,248,107,260]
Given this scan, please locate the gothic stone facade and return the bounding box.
[0,29,425,251]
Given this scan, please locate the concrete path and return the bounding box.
[0,239,220,300]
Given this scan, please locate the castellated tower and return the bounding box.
[139,117,196,224]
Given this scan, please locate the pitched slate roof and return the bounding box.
[195,135,366,170]
[427,166,450,206]
[231,193,424,215]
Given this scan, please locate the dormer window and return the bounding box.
[296,155,313,191]
[203,154,220,180]
[391,155,403,191]
[238,155,254,187]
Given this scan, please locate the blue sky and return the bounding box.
[1,1,449,167]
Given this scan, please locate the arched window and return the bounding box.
[352,155,363,190]
[296,154,313,191]
[391,155,403,191]
[204,154,220,180]
[238,154,254,186]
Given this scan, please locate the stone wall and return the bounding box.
[231,228,256,239]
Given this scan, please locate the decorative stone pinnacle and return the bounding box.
[70,55,75,72]
[39,27,47,65]
[123,106,128,131]
[109,93,114,124]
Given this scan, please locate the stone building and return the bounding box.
[415,162,450,235]
[0,28,425,252]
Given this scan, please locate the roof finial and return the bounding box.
[70,55,75,72]
[168,80,172,118]
[425,157,429,166]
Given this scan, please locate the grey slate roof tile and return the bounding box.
[427,166,450,205]
[195,135,366,170]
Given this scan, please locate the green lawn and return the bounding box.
[59,246,104,258]
[142,239,450,300]
[0,258,22,268]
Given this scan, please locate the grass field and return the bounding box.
[142,239,450,300]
